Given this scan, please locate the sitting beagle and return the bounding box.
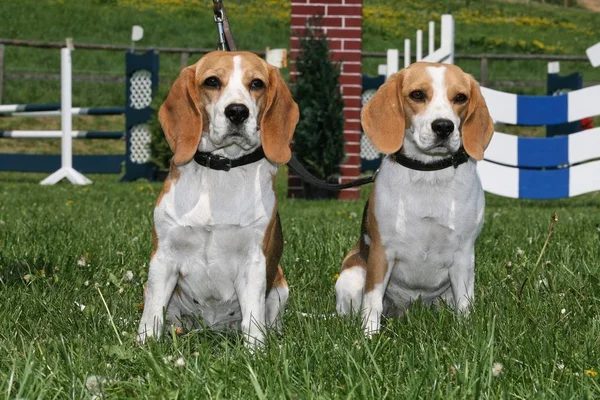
[335,62,494,335]
[137,51,299,347]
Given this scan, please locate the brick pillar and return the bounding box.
[288,0,363,200]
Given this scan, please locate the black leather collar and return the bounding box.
[390,147,470,171]
[193,146,265,171]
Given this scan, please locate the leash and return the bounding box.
[213,0,236,51]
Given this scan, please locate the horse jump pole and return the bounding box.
[40,47,92,185]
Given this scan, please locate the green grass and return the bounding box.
[2,3,600,395]
[1,171,600,397]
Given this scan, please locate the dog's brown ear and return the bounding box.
[260,65,299,164]
[361,71,406,154]
[462,76,494,161]
[159,66,204,165]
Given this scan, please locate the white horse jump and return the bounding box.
[382,14,455,77]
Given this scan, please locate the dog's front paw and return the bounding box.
[362,310,381,338]
[137,320,161,344]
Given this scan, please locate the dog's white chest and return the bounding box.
[155,159,277,329]
[374,158,484,304]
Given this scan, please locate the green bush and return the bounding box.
[293,20,345,181]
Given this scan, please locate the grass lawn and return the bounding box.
[1,171,600,397]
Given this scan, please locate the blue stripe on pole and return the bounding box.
[519,168,569,199]
[517,135,569,168]
[22,103,61,112]
[84,131,124,139]
[516,94,568,126]
[82,107,125,115]
[0,154,124,173]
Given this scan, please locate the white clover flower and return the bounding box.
[516,248,524,256]
[174,357,185,367]
[492,362,503,377]
[85,375,106,393]
[77,257,88,267]
[123,270,134,281]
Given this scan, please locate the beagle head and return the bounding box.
[361,62,494,161]
[159,51,299,165]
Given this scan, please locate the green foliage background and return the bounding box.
[293,23,345,180]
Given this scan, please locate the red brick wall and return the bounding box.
[288,0,363,200]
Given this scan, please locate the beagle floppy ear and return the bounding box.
[159,66,204,166]
[260,65,299,164]
[361,71,406,154]
[461,76,494,161]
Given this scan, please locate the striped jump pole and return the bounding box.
[0,106,125,118]
[40,48,92,186]
[478,85,600,199]
[0,131,124,139]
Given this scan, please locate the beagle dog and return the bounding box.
[335,62,494,335]
[137,51,299,347]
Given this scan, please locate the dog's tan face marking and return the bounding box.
[159,51,298,165]
[361,62,493,160]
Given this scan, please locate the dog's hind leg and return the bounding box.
[266,265,288,333]
[335,242,367,316]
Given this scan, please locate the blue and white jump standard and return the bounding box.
[478,86,600,199]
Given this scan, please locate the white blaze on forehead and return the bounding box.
[426,66,449,109]
[221,55,246,101]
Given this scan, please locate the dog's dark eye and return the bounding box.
[409,90,425,102]
[454,93,468,103]
[204,77,220,89]
[250,79,264,90]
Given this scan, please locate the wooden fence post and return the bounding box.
[180,52,189,70]
[480,56,488,87]
[0,44,4,104]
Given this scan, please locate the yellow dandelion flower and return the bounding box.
[585,369,598,378]
[66,199,74,205]
[333,273,340,281]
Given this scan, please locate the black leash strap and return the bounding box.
[213,0,236,51]
[287,154,374,191]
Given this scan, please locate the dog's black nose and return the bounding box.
[431,119,454,139]
[225,104,250,125]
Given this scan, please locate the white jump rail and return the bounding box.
[40,48,92,186]
[384,14,455,75]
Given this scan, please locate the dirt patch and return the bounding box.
[577,0,600,11]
